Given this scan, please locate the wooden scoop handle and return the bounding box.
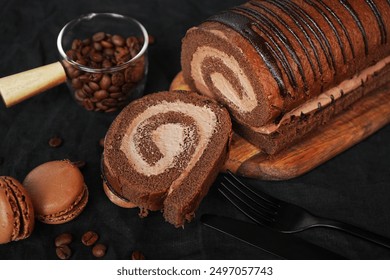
[0,61,66,107]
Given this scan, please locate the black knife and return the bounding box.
[201,214,346,260]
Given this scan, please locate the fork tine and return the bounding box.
[219,183,275,224]
[225,170,281,208]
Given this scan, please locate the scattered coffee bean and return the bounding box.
[81,231,99,246]
[148,35,155,45]
[99,138,105,147]
[92,243,107,258]
[56,245,72,260]
[55,233,73,247]
[131,250,145,260]
[48,136,63,148]
[72,160,86,169]
[63,32,147,112]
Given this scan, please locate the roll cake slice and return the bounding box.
[181,0,390,154]
[102,91,232,227]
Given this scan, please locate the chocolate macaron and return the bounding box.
[23,160,88,224]
[0,176,35,244]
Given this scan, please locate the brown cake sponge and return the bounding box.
[102,91,232,227]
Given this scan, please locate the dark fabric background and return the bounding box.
[0,0,389,260]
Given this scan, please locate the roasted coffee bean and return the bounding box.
[111,72,124,86]
[82,99,95,111]
[105,107,118,113]
[81,231,99,246]
[102,98,118,107]
[95,102,108,111]
[55,233,73,247]
[148,35,155,45]
[94,90,109,100]
[66,32,146,112]
[56,245,72,260]
[92,32,105,42]
[48,136,63,148]
[99,138,105,147]
[109,92,124,99]
[72,160,86,169]
[88,81,100,91]
[93,42,103,51]
[112,34,125,47]
[71,39,82,50]
[92,243,107,258]
[101,40,114,49]
[99,74,111,90]
[71,78,83,89]
[89,73,102,82]
[131,250,145,260]
[90,52,103,63]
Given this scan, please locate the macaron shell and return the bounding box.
[5,177,35,240]
[23,160,88,224]
[0,185,15,244]
[0,176,35,243]
[38,184,89,224]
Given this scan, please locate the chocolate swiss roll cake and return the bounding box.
[102,91,232,227]
[181,0,390,154]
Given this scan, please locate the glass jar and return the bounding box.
[57,13,149,113]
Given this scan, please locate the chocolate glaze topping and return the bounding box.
[206,0,389,100]
[339,0,368,55]
[365,0,387,45]
[208,10,288,97]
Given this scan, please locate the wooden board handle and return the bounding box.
[0,61,66,107]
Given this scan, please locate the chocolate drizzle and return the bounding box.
[304,0,347,63]
[234,6,306,91]
[339,0,368,55]
[208,10,288,97]
[317,0,355,58]
[249,1,320,77]
[365,0,387,45]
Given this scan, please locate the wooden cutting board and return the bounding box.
[170,72,390,180]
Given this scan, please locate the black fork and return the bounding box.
[219,170,390,250]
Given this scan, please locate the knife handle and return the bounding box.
[0,61,66,107]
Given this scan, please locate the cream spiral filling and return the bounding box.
[191,46,258,113]
[120,101,217,177]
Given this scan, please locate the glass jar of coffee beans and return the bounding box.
[57,13,149,113]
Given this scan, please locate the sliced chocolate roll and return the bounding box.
[181,0,390,153]
[102,91,232,227]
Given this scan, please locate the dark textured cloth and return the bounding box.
[0,0,389,260]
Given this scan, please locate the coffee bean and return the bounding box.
[81,231,99,246]
[93,42,103,51]
[65,32,146,112]
[56,245,72,260]
[55,233,73,247]
[112,35,125,47]
[131,250,145,260]
[101,40,114,49]
[72,160,86,169]
[99,138,105,147]
[88,81,100,91]
[109,92,124,99]
[71,78,83,89]
[92,243,107,258]
[89,73,102,82]
[148,35,155,45]
[94,90,109,100]
[82,99,95,111]
[111,72,124,86]
[99,74,111,90]
[48,136,62,148]
[92,32,105,42]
